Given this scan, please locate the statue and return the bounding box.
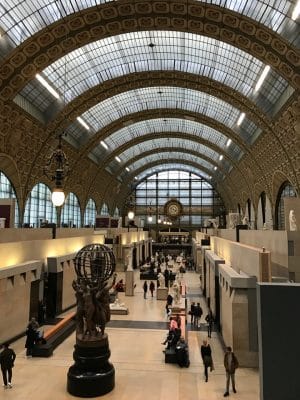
[157,272,165,288]
[289,209,297,231]
[68,244,116,397]
[172,281,181,305]
[242,216,249,226]
[228,213,239,229]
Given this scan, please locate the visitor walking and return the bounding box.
[205,309,214,338]
[223,346,239,396]
[0,343,16,389]
[201,339,214,382]
[149,281,155,297]
[143,281,148,299]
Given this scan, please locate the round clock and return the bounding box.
[164,200,183,219]
[168,204,180,216]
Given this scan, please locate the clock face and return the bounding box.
[168,204,179,216]
[164,200,182,218]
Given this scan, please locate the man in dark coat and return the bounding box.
[223,346,239,396]
[0,343,16,389]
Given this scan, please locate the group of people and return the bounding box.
[189,301,203,327]
[143,280,156,299]
[200,339,239,396]
[161,316,190,368]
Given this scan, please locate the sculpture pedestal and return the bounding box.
[157,287,168,300]
[67,334,115,397]
[125,270,134,296]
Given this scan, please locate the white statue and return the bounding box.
[157,272,165,288]
[172,281,181,305]
[289,209,297,231]
[242,216,249,226]
[228,213,239,229]
[126,251,133,271]
[263,222,267,230]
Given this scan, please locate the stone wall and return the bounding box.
[0,260,42,343]
[219,264,258,367]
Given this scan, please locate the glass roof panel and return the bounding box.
[80,86,258,144]
[96,118,242,160]
[135,164,211,182]
[116,139,220,162]
[18,31,290,116]
[0,1,298,49]
[124,152,215,174]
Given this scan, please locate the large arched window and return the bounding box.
[61,192,81,227]
[84,198,96,227]
[133,170,225,227]
[24,183,57,227]
[100,202,109,216]
[275,182,297,230]
[0,171,19,227]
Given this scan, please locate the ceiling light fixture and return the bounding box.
[219,155,223,161]
[115,156,121,163]
[36,73,60,99]
[43,34,69,207]
[44,133,69,207]
[254,65,270,92]
[226,138,232,147]
[292,0,300,20]
[76,116,90,130]
[214,166,217,171]
[100,140,108,150]
[126,167,130,172]
[237,112,245,126]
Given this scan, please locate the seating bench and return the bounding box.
[164,315,187,363]
[32,311,76,357]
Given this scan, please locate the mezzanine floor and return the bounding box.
[3,271,259,400]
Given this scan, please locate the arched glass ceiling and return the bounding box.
[20,31,290,116]
[0,1,298,49]
[106,139,232,175]
[89,118,242,162]
[70,87,259,144]
[120,152,220,179]
[135,164,212,182]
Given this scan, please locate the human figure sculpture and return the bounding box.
[229,213,239,229]
[173,281,181,305]
[289,209,297,231]
[242,216,249,226]
[158,272,165,288]
[94,273,117,336]
[72,279,85,334]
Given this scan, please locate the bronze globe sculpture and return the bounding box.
[67,244,116,397]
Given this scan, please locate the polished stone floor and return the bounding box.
[3,271,259,399]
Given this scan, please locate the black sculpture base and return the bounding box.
[67,334,115,397]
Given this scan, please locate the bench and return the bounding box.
[164,315,187,364]
[32,311,76,357]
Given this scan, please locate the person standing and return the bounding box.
[205,309,214,338]
[189,301,195,324]
[223,346,239,396]
[143,281,148,299]
[164,267,170,288]
[201,339,213,382]
[25,324,37,357]
[149,281,155,297]
[194,302,203,328]
[0,343,16,389]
